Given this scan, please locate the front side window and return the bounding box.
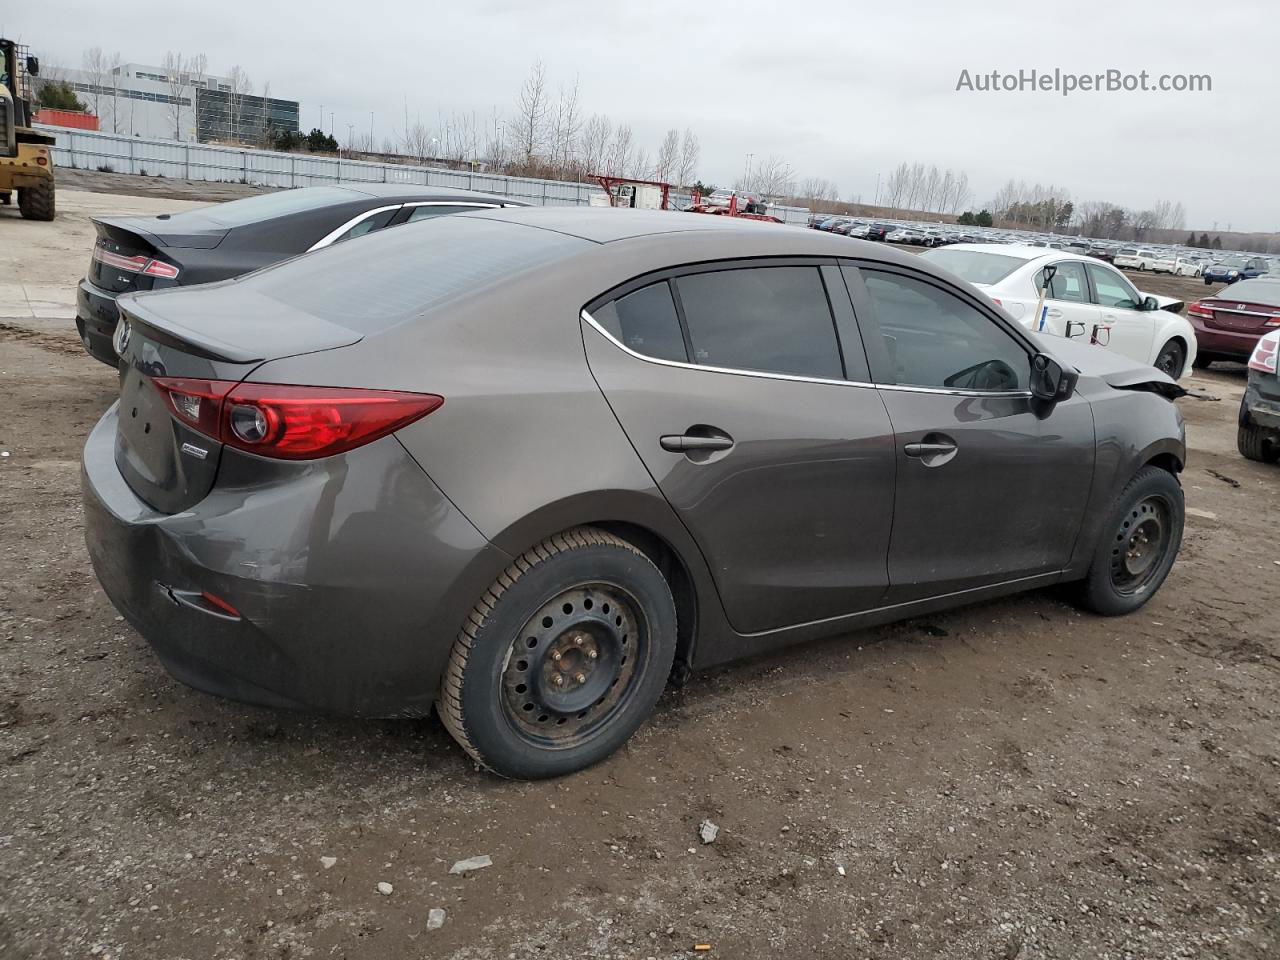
[674,266,844,379]
[592,281,688,363]
[406,204,492,223]
[1085,264,1141,309]
[860,270,1029,392]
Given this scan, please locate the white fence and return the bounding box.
[40,126,812,224]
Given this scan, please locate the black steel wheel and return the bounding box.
[1074,466,1183,616]
[438,527,677,779]
[1153,340,1186,379]
[500,584,647,746]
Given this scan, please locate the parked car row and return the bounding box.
[76,192,1192,779]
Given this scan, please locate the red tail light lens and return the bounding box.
[1249,336,1279,374]
[1186,301,1214,320]
[93,244,181,280]
[150,378,443,460]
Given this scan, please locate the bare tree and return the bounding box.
[580,113,611,175]
[949,171,971,214]
[882,162,910,210]
[162,51,188,140]
[547,77,582,176]
[227,65,252,144]
[606,124,633,177]
[514,61,548,164]
[258,80,273,148]
[676,128,699,188]
[631,147,652,180]
[654,128,680,184]
[745,155,793,197]
[106,51,122,132]
[188,54,207,141]
[81,47,109,121]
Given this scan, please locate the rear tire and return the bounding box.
[1074,466,1183,617]
[1238,411,1280,463]
[0,190,10,206]
[17,181,55,221]
[1192,354,1214,370]
[437,527,677,779]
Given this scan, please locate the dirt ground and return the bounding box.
[1,178,1278,960]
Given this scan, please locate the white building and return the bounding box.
[59,62,300,144]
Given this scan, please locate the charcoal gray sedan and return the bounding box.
[75,184,525,366]
[82,208,1188,779]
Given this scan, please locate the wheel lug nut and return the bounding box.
[550,651,562,662]
[587,649,598,660]
[573,636,584,646]
[574,673,587,685]
[552,674,564,686]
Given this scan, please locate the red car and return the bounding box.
[1187,278,1280,368]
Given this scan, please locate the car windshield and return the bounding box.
[1222,257,1249,268]
[919,249,1028,285]
[192,187,365,227]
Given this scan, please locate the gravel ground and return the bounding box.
[1,179,1277,960]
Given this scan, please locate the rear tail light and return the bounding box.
[1248,336,1279,374]
[93,244,181,280]
[151,378,443,459]
[1186,301,1214,320]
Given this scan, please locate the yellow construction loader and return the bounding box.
[0,38,55,220]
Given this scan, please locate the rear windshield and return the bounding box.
[1216,279,1280,306]
[919,248,1027,285]
[193,187,364,227]
[247,215,587,331]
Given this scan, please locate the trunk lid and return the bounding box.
[1197,296,1280,334]
[88,215,226,295]
[112,284,363,514]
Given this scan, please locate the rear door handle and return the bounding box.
[660,434,734,452]
[1047,308,1064,318]
[903,442,957,458]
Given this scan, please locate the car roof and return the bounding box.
[458,206,853,245]
[332,183,523,206]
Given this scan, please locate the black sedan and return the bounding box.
[1240,331,1280,463]
[75,184,524,365]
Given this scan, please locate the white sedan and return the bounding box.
[920,244,1198,379]
[1152,255,1202,277]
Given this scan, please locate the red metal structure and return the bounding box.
[593,176,783,224]
[684,192,782,223]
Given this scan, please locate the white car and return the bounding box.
[1113,247,1160,271]
[1153,255,1202,277]
[920,244,1198,379]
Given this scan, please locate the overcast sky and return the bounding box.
[7,0,1274,231]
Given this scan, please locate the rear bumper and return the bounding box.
[82,403,511,716]
[76,278,121,366]
[1188,316,1263,360]
[1243,378,1280,430]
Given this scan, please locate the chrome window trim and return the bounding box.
[581,309,1032,399]
[400,201,503,209]
[308,204,404,251]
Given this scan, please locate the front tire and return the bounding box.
[437,527,677,779]
[1154,339,1186,379]
[1074,466,1183,616]
[17,181,56,221]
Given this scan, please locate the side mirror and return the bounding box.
[1142,295,1161,312]
[1030,353,1078,403]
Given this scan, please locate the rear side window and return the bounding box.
[332,208,397,244]
[860,270,1028,391]
[674,266,843,379]
[1036,261,1088,303]
[592,282,688,363]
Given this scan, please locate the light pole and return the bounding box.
[745,152,754,188]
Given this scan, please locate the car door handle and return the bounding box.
[903,441,957,458]
[1046,308,1064,318]
[660,434,734,452]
